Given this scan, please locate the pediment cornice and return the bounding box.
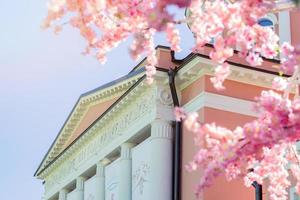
[35,69,145,177]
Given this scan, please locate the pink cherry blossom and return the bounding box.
[281,42,295,56]
[280,43,300,74]
[246,51,263,66]
[209,37,233,64]
[210,62,231,90]
[145,64,156,84]
[185,112,201,133]
[272,77,288,91]
[174,106,187,121]
[166,23,181,52]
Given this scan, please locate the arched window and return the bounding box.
[257,14,277,30]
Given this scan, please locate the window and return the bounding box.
[257,13,278,30]
[258,18,274,27]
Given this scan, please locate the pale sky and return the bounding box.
[0,1,193,200]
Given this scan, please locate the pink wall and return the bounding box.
[181,74,268,103]
[63,97,119,149]
[181,107,256,200]
[181,76,205,105]
[290,9,300,46]
[180,74,269,199]
[181,109,205,200]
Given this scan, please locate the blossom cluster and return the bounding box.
[188,0,281,89]
[281,42,300,74]
[43,0,190,82]
[43,0,289,88]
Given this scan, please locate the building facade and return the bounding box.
[35,6,300,200]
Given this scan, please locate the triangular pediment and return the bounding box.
[34,69,145,176]
[34,46,177,177]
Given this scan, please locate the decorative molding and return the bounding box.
[37,71,145,177]
[157,87,173,106]
[183,91,258,117]
[150,120,173,139]
[42,82,158,198]
[132,161,150,196]
[154,84,175,122]
[96,163,105,177]
[177,56,277,91]
[120,143,135,159]
[96,158,110,177]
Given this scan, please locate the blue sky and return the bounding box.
[0,1,193,199]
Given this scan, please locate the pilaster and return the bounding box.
[75,176,86,200]
[149,119,173,200]
[58,189,67,200]
[151,119,173,139]
[119,143,135,200]
[95,158,110,200]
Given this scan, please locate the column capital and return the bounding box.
[120,143,135,159]
[96,158,110,176]
[119,143,133,200]
[58,189,67,200]
[151,119,173,139]
[76,176,86,191]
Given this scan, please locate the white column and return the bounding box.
[75,176,85,200]
[149,119,173,200]
[95,159,109,200]
[59,189,67,200]
[119,143,135,200]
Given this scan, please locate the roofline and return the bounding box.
[175,43,280,64]
[212,43,281,64]
[174,44,288,77]
[35,46,287,177]
[34,67,146,176]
